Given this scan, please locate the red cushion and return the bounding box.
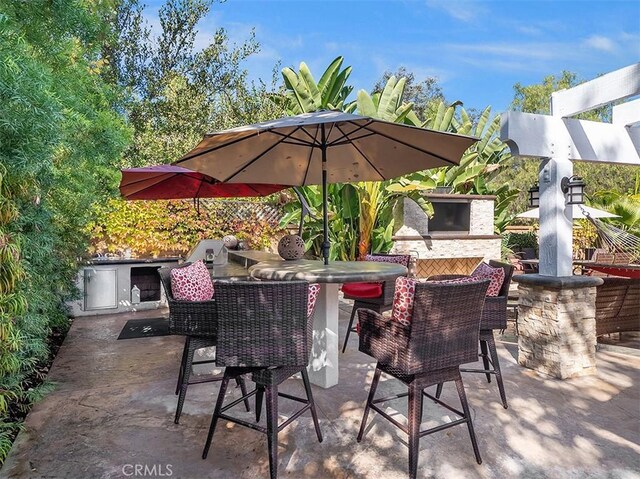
[342,282,383,299]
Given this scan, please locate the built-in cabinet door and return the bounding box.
[84,268,118,310]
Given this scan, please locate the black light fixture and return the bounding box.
[561,175,586,205]
[528,184,540,208]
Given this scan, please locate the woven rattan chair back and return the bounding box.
[157,263,217,337]
[158,263,241,424]
[407,279,489,373]
[214,280,310,368]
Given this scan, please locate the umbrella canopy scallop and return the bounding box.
[119,165,286,200]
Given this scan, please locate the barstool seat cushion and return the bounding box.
[342,282,383,299]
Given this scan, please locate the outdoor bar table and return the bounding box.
[249,259,407,389]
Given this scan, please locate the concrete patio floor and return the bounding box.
[1,302,639,479]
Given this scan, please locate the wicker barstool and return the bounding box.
[201,280,323,479]
[432,260,515,409]
[341,253,411,353]
[158,265,249,424]
[357,279,489,479]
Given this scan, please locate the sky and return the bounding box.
[144,0,640,114]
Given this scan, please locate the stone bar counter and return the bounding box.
[513,274,603,379]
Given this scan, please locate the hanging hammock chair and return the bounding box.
[583,211,640,278]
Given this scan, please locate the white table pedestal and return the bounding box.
[307,283,340,388]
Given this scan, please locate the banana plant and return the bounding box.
[348,75,441,258]
[590,190,640,236]
[274,56,353,114]
[279,184,359,261]
[346,75,414,123]
[407,102,517,232]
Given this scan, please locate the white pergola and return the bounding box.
[500,63,640,277]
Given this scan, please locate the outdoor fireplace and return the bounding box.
[391,194,501,277]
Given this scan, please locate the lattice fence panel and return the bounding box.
[199,200,285,227]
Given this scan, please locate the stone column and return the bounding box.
[513,275,603,379]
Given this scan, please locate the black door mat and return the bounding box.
[117,318,170,340]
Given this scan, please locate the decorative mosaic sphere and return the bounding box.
[223,235,238,249]
[278,234,305,260]
[236,241,247,251]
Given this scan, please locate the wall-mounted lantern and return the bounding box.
[528,184,540,208]
[561,175,586,205]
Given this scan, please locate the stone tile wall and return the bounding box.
[391,196,501,265]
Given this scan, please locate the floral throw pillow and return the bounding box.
[365,254,410,267]
[307,283,320,318]
[391,276,417,326]
[471,262,505,297]
[391,276,481,325]
[170,261,214,302]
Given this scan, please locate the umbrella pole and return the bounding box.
[321,124,329,265]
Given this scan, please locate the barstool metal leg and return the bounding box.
[202,374,230,459]
[175,338,197,424]
[301,369,323,442]
[342,304,358,353]
[266,385,279,479]
[255,386,264,422]
[235,376,251,412]
[455,377,482,465]
[480,340,491,383]
[486,332,508,409]
[357,366,382,442]
[176,338,189,395]
[408,382,423,479]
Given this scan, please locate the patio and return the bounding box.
[1,301,638,479]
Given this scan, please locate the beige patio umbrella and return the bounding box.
[175,110,478,264]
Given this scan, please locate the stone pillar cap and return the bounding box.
[513,274,603,289]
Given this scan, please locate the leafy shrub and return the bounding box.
[88,198,285,256]
[0,1,129,464]
[504,231,538,251]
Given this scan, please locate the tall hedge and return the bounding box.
[0,1,129,459]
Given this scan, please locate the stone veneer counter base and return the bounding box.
[513,274,603,379]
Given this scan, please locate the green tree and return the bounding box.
[0,0,129,461]
[409,101,517,233]
[373,67,444,121]
[499,71,638,216]
[102,0,280,167]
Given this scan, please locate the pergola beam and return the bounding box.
[550,63,640,117]
[500,111,640,165]
[612,99,640,127]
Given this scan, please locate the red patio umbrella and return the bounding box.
[119,164,286,200]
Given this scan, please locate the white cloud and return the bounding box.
[445,42,562,61]
[584,35,617,52]
[425,0,486,22]
[516,25,543,36]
